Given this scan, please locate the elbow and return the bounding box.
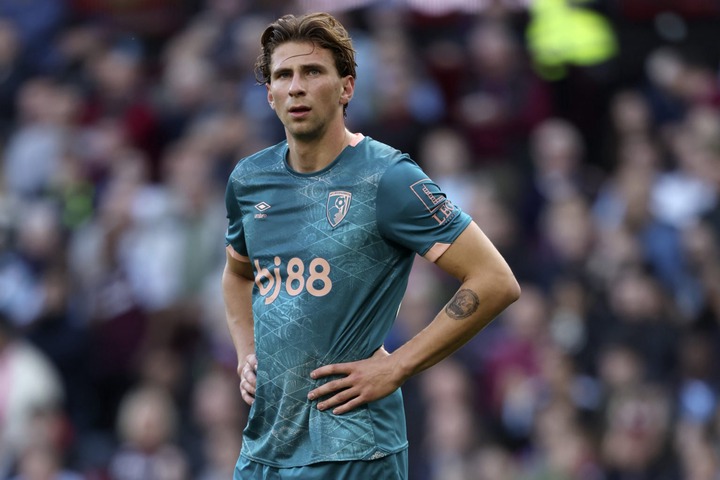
[507,276,522,305]
[499,270,521,308]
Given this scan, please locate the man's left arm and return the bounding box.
[308,220,521,414]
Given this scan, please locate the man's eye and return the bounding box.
[308,69,320,76]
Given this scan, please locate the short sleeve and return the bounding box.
[225,176,249,261]
[377,159,472,262]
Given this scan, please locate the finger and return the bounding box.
[245,375,256,394]
[244,375,257,390]
[241,367,257,389]
[331,396,365,415]
[308,378,351,401]
[310,362,352,380]
[239,363,257,402]
[240,388,255,406]
[241,375,256,396]
[243,366,257,385]
[316,388,357,411]
[242,377,256,396]
[247,353,258,370]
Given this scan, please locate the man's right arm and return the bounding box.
[222,248,256,405]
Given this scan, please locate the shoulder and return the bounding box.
[346,137,415,185]
[357,137,408,166]
[347,136,430,196]
[229,141,287,181]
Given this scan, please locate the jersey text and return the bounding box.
[254,257,332,304]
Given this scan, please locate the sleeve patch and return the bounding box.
[409,180,458,225]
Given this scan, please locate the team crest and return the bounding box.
[327,191,352,228]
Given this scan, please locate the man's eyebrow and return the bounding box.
[271,63,327,77]
[302,62,326,70]
[272,66,292,76]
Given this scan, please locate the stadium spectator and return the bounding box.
[1,1,719,478]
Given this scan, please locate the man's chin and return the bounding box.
[287,125,322,142]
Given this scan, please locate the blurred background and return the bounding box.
[1,0,719,479]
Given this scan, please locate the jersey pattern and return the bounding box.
[225,136,471,467]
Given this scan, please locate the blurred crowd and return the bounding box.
[1,0,720,479]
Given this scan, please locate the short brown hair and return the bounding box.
[254,12,357,86]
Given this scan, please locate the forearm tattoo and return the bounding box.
[445,289,480,320]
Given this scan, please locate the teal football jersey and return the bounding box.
[225,135,471,467]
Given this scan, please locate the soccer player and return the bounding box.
[222,12,521,479]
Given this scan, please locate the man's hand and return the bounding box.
[307,347,404,415]
[238,353,258,406]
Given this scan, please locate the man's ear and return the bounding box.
[340,75,355,106]
[267,84,275,110]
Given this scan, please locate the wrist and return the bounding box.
[390,351,415,384]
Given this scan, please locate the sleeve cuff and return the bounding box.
[226,245,250,263]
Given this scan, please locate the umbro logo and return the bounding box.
[255,202,271,218]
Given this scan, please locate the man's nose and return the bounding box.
[289,74,305,96]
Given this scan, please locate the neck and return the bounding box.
[286,124,353,173]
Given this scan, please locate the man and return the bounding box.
[222,12,520,479]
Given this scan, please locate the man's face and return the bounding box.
[266,41,353,141]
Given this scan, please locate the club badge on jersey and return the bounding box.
[327,191,352,228]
